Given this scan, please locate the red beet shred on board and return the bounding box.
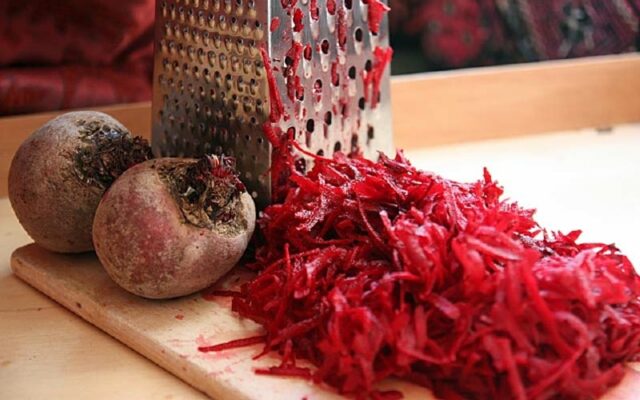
[210,144,640,399]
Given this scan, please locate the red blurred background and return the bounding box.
[0,0,637,116]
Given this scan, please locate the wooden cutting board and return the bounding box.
[11,244,640,399]
[10,244,433,399]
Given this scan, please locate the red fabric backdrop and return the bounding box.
[0,0,155,116]
[0,0,637,116]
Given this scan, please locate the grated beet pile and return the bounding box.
[211,147,640,399]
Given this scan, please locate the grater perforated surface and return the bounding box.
[152,0,392,208]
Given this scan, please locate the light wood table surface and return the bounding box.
[1,200,207,399]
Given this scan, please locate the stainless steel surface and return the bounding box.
[152,0,392,208]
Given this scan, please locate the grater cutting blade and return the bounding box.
[151,0,393,209]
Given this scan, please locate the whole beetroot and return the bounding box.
[8,111,152,253]
[93,156,256,299]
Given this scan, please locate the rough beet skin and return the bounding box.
[8,111,152,253]
[92,156,256,299]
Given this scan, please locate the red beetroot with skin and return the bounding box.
[8,111,151,253]
[93,157,255,299]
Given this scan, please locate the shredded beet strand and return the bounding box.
[198,335,266,353]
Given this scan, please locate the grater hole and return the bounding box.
[316,149,325,156]
[306,119,315,133]
[284,56,293,67]
[303,45,312,60]
[367,125,375,144]
[295,158,306,174]
[345,0,352,9]
[332,68,340,86]
[348,66,356,79]
[287,127,297,140]
[358,97,365,110]
[324,111,333,126]
[365,59,372,72]
[321,40,330,54]
[341,103,347,117]
[334,141,342,153]
[313,79,323,102]
[354,28,363,42]
[351,134,359,153]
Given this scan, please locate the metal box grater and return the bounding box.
[151,0,393,208]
